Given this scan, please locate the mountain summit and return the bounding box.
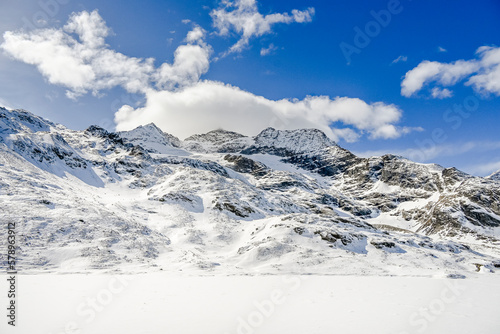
[0,107,499,275]
[251,127,336,155]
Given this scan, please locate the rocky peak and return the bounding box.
[118,123,181,153]
[85,125,111,137]
[182,129,250,153]
[85,125,129,148]
[185,129,246,145]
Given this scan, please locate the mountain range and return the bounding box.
[1,107,499,276]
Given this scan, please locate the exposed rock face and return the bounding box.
[185,129,245,144]
[1,107,499,274]
[223,154,269,176]
[183,129,250,153]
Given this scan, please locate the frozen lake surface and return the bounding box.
[1,273,499,334]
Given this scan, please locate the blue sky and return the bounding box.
[1,0,499,176]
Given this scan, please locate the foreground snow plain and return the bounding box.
[1,273,499,334]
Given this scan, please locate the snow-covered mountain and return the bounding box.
[1,106,499,275]
[118,123,182,154]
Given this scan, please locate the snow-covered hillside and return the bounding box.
[0,107,499,276]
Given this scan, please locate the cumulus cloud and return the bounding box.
[211,0,314,55]
[401,46,500,98]
[185,26,206,44]
[64,10,109,49]
[114,80,415,141]
[467,46,500,95]
[1,10,210,99]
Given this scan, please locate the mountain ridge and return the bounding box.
[0,107,499,275]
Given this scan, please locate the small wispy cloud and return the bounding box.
[0,97,13,109]
[355,141,500,167]
[431,87,453,99]
[45,91,59,102]
[438,46,447,52]
[260,43,278,56]
[391,55,407,64]
[466,160,500,176]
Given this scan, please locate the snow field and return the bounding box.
[1,274,499,334]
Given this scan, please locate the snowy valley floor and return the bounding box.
[1,273,500,334]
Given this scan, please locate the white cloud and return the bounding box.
[1,10,210,99]
[211,0,314,55]
[401,46,500,97]
[154,26,212,90]
[154,44,211,90]
[114,80,415,141]
[466,46,500,96]
[260,43,277,56]
[2,9,415,144]
[63,10,110,49]
[391,55,407,64]
[401,61,442,97]
[438,46,447,53]
[185,26,206,44]
[331,128,361,143]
